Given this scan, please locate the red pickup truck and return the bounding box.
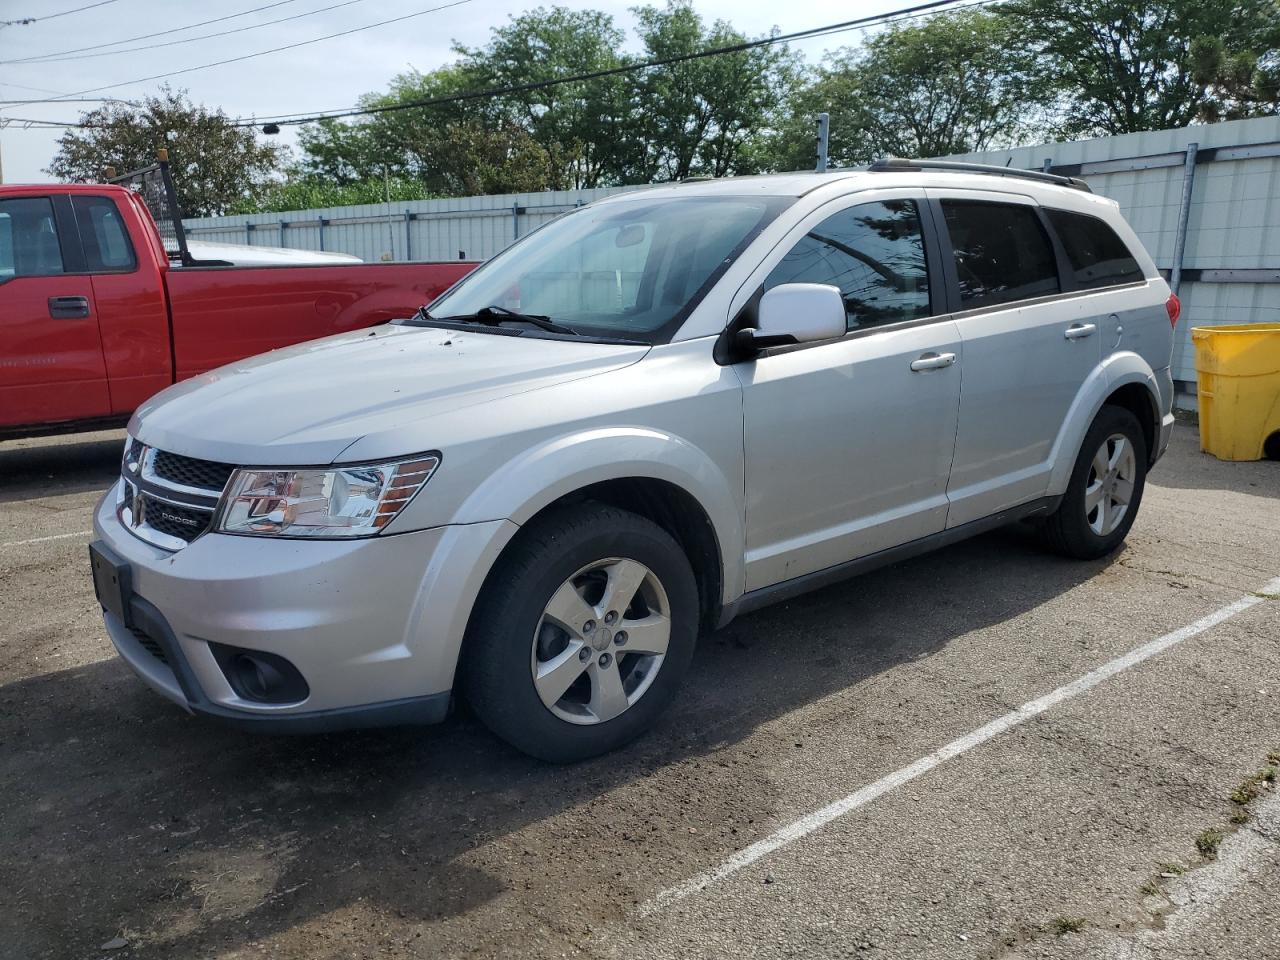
[1,182,477,438]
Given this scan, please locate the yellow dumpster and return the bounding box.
[1191,323,1280,461]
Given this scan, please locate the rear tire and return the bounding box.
[461,502,699,763]
[1040,405,1148,560]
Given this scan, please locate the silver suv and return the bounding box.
[91,160,1177,761]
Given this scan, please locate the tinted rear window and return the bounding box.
[1046,209,1144,289]
[72,195,137,272]
[941,200,1059,309]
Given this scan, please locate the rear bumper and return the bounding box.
[1154,366,1176,464]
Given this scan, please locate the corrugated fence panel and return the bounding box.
[182,186,643,263]
[947,115,1280,388]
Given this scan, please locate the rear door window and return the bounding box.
[0,196,64,278]
[1046,209,1144,289]
[941,200,1059,309]
[72,195,137,272]
[765,199,932,331]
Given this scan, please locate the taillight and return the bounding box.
[1166,293,1181,327]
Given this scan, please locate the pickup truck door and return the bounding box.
[70,194,172,414]
[0,195,110,431]
[924,189,1103,527]
[734,192,963,592]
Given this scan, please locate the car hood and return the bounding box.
[131,324,649,465]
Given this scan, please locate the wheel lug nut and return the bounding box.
[604,611,617,625]
[578,647,591,662]
[583,619,595,634]
[598,652,611,667]
[614,631,627,646]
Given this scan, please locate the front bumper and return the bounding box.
[93,484,518,730]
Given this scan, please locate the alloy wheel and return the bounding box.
[530,557,671,725]
[1085,432,1136,536]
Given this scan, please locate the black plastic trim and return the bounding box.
[718,496,1062,627]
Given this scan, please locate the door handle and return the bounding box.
[1064,323,1096,340]
[910,352,957,372]
[48,295,90,319]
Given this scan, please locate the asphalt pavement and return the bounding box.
[1,423,1276,960]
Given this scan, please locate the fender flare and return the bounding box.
[1046,351,1161,496]
[453,426,746,604]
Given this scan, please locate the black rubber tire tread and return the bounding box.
[461,501,699,763]
[1040,404,1148,560]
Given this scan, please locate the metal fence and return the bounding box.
[180,186,644,263]
[183,115,1280,394]
[947,114,1280,393]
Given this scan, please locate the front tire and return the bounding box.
[461,503,699,762]
[1040,405,1148,560]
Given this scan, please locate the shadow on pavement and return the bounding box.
[0,431,125,504]
[1,524,1114,959]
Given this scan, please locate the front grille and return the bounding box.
[129,627,169,664]
[120,441,229,551]
[152,450,235,493]
[142,497,211,543]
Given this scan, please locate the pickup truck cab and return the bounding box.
[0,183,475,437]
[90,162,1177,762]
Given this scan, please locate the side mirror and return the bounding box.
[739,283,846,352]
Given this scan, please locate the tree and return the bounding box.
[455,6,633,188]
[628,1,800,181]
[770,8,1042,169]
[1004,0,1280,136]
[47,88,284,218]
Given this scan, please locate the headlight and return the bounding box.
[215,454,440,538]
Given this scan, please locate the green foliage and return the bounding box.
[1004,0,1280,136]
[628,2,801,181]
[296,2,799,195]
[230,176,434,215]
[767,8,1042,169]
[47,87,284,218]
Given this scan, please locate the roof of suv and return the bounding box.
[597,165,1107,209]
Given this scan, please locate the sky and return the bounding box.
[0,0,913,183]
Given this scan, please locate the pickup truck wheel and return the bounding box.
[462,503,698,763]
[1040,405,1148,560]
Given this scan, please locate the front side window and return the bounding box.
[942,200,1059,309]
[72,195,137,272]
[765,199,932,331]
[0,197,64,280]
[1046,209,1144,290]
[428,196,788,342]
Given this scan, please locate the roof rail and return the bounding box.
[867,157,1092,193]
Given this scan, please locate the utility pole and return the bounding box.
[815,113,830,173]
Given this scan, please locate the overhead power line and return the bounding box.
[238,0,989,129]
[2,0,119,27]
[0,0,305,62]
[5,0,372,65]
[14,0,475,102]
[7,0,989,131]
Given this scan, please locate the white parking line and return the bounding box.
[641,576,1280,916]
[0,530,93,549]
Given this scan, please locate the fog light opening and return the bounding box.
[209,643,310,704]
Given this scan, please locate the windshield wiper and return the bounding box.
[438,304,581,336]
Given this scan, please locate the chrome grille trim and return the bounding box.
[118,442,232,552]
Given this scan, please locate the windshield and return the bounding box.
[426,195,790,342]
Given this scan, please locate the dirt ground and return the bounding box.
[1,422,1277,960]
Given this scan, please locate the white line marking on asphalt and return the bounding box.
[641,576,1280,916]
[0,529,93,549]
[1096,790,1280,959]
